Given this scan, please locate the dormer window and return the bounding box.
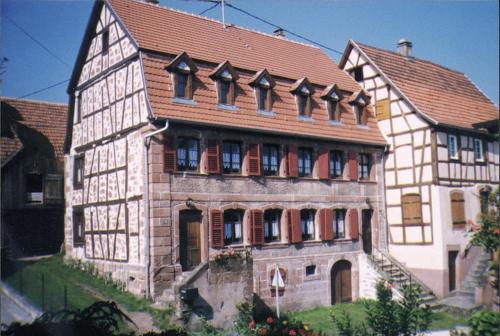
[290,78,314,118]
[321,84,343,122]
[249,69,275,112]
[210,61,239,106]
[165,52,198,101]
[349,90,370,126]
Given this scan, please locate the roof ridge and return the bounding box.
[463,74,499,109]
[124,0,321,51]
[355,41,466,76]
[1,96,68,107]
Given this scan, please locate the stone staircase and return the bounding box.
[367,248,437,306]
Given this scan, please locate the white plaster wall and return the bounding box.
[358,254,381,299]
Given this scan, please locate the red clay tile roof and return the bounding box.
[1,98,68,164]
[0,136,23,165]
[353,41,499,130]
[108,0,386,145]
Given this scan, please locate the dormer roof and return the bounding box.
[349,90,370,106]
[290,77,314,95]
[209,60,239,81]
[321,84,342,100]
[165,52,198,73]
[248,69,275,88]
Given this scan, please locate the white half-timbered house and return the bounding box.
[340,39,499,297]
[64,0,389,323]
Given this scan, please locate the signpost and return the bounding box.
[271,264,285,318]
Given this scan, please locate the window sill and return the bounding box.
[172,97,197,106]
[298,116,314,122]
[217,104,240,111]
[328,120,342,126]
[449,157,460,162]
[257,110,276,117]
[355,124,369,129]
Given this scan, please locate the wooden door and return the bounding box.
[331,260,352,304]
[448,251,458,292]
[362,209,373,254]
[180,210,202,272]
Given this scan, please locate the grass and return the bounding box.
[2,254,176,331]
[290,301,468,335]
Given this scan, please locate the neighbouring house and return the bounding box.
[340,40,499,298]
[1,97,66,257]
[64,0,388,324]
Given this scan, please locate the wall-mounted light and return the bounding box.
[186,198,194,208]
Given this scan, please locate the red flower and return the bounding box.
[299,329,306,336]
[248,320,256,329]
[289,330,297,336]
[266,317,274,324]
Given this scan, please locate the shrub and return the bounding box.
[468,310,500,336]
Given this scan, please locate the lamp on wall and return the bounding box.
[186,198,194,208]
[365,198,372,209]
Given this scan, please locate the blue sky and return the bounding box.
[2,0,499,105]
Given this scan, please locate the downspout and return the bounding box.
[143,120,169,299]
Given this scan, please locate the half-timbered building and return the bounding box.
[64,0,388,322]
[340,40,499,297]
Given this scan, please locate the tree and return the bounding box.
[470,187,500,253]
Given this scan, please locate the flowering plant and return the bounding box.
[210,247,251,267]
[247,315,320,336]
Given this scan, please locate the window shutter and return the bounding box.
[318,149,329,179]
[348,150,358,181]
[286,145,298,178]
[402,194,422,225]
[186,73,193,99]
[163,136,176,172]
[210,209,223,248]
[287,209,302,243]
[320,208,334,241]
[361,107,369,125]
[229,81,235,105]
[349,208,359,240]
[247,143,261,176]
[305,96,312,117]
[206,139,220,174]
[251,209,264,245]
[265,88,273,111]
[451,191,466,225]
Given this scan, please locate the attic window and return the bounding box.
[26,173,43,204]
[249,69,275,112]
[352,66,363,82]
[210,61,239,106]
[102,29,109,54]
[291,78,314,118]
[166,52,199,101]
[349,91,369,126]
[321,85,342,122]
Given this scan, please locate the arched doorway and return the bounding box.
[179,210,202,272]
[331,260,352,304]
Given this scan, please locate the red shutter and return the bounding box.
[320,208,334,241]
[348,150,358,181]
[163,136,176,172]
[349,208,359,240]
[247,144,261,176]
[206,139,220,174]
[251,209,264,245]
[210,209,223,248]
[287,209,301,243]
[318,149,329,179]
[287,145,298,178]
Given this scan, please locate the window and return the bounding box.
[76,94,82,123]
[305,265,316,276]
[26,173,43,204]
[176,72,189,98]
[358,153,371,180]
[355,105,366,125]
[257,86,273,111]
[474,139,484,162]
[352,67,364,82]
[402,194,422,226]
[291,78,313,117]
[330,150,344,178]
[300,209,315,241]
[262,144,279,176]
[448,134,459,159]
[249,69,275,112]
[334,209,346,239]
[73,209,84,246]
[176,138,199,171]
[298,148,313,177]
[450,191,466,226]
[264,209,281,242]
[328,100,340,121]
[210,61,239,106]
[480,188,490,215]
[223,210,243,245]
[102,29,109,54]
[166,52,198,101]
[222,141,241,174]
[219,80,231,105]
[297,93,309,116]
[73,155,84,189]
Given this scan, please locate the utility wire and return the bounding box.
[5,15,71,69]
[199,2,219,15]
[16,78,70,99]
[224,3,344,56]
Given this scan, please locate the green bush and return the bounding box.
[468,310,500,336]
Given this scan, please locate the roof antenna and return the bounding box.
[221,0,226,28]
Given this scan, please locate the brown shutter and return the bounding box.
[320,208,334,241]
[186,73,193,99]
[229,81,235,105]
[348,150,358,181]
[318,149,329,179]
[287,209,301,243]
[265,87,273,111]
[287,145,298,178]
[361,106,369,125]
[210,209,223,248]
[206,139,220,174]
[164,136,176,172]
[305,96,312,117]
[251,209,264,245]
[349,209,359,240]
[402,194,422,225]
[451,191,466,225]
[247,143,261,176]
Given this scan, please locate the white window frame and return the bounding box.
[448,134,459,160]
[474,139,484,162]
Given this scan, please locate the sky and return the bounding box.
[1,0,499,105]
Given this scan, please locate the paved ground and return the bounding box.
[0,290,36,325]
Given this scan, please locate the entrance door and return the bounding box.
[331,260,352,304]
[362,209,373,254]
[180,210,201,272]
[448,250,458,292]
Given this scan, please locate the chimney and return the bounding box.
[273,28,285,38]
[397,38,413,57]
